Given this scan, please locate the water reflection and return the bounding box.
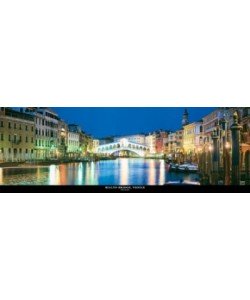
[49,165,60,185]
[120,158,129,185]
[60,165,68,185]
[159,160,165,185]
[85,162,98,185]
[77,163,83,185]
[0,158,198,186]
[148,160,156,185]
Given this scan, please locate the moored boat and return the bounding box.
[165,179,200,185]
[178,163,198,172]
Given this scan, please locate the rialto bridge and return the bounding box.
[96,138,149,157]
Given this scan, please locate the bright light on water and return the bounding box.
[0,159,199,186]
[148,160,156,185]
[159,160,165,185]
[120,158,129,185]
[77,163,83,185]
[49,165,60,185]
[85,162,98,185]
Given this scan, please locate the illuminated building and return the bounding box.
[58,119,68,159]
[25,107,59,159]
[79,132,93,156]
[145,133,156,154]
[114,134,146,145]
[92,139,100,153]
[0,107,35,162]
[202,109,223,143]
[165,130,183,160]
[155,130,169,154]
[67,124,80,158]
[183,121,203,160]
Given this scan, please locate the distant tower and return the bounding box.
[182,109,189,127]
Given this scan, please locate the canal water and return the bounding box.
[0,158,199,186]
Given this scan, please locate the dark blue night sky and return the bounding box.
[53,107,215,138]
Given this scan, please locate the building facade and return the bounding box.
[202,109,223,142]
[58,119,68,159]
[145,133,157,154]
[155,130,168,154]
[165,130,183,161]
[183,121,203,160]
[114,134,146,145]
[67,124,81,158]
[0,107,35,162]
[67,131,80,158]
[25,107,59,159]
[92,139,100,153]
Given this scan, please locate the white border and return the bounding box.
[1,193,250,300]
[1,1,250,107]
[1,0,250,299]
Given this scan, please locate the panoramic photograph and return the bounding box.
[0,106,249,191]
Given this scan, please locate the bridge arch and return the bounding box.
[109,148,145,157]
[97,141,149,157]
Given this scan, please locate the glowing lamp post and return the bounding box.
[220,116,231,185]
[211,129,219,185]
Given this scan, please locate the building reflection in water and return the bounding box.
[77,163,83,185]
[119,158,129,185]
[60,165,68,185]
[36,168,42,183]
[148,160,156,185]
[0,168,2,185]
[0,158,175,186]
[49,165,60,185]
[85,162,98,185]
[159,160,166,185]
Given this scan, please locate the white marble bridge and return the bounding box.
[96,138,149,157]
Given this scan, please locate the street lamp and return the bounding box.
[219,113,231,185]
[211,129,220,185]
[198,137,212,185]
